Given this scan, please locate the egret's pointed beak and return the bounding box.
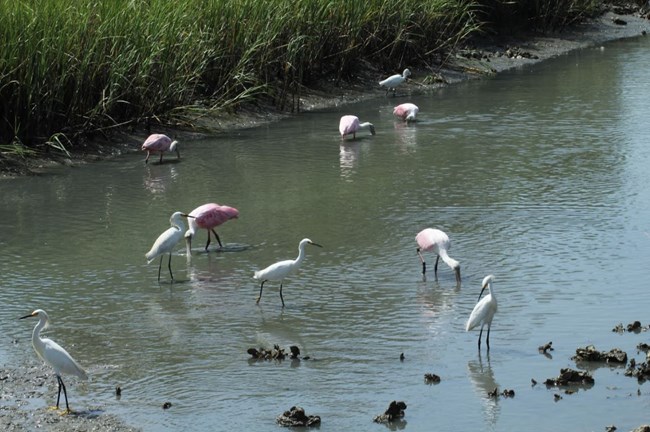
[477,281,488,302]
[309,242,323,248]
[19,312,34,320]
[182,214,195,218]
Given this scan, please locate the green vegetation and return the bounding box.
[0,0,603,153]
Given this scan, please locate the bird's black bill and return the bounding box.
[309,242,323,248]
[19,313,33,320]
[477,284,487,302]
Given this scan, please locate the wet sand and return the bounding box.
[1,8,649,432]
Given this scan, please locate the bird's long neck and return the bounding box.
[31,318,47,356]
[172,218,186,232]
[438,250,458,269]
[295,244,307,265]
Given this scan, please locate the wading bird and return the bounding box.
[379,68,411,96]
[254,238,322,307]
[146,211,192,281]
[393,103,419,122]
[339,115,376,140]
[466,275,498,351]
[20,309,88,413]
[185,203,239,253]
[141,134,180,164]
[415,228,461,283]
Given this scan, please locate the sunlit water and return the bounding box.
[2,36,650,431]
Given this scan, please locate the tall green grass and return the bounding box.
[0,0,601,151]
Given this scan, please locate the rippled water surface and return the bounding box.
[2,36,650,431]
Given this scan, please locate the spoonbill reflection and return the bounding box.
[415,228,461,283]
[254,238,322,307]
[20,309,88,413]
[379,68,411,96]
[466,275,498,351]
[339,115,375,140]
[141,134,180,164]
[185,203,239,253]
[146,211,192,281]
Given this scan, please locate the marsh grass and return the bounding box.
[0,0,601,151]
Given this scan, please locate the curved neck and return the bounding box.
[31,317,47,352]
[438,250,457,269]
[295,243,307,264]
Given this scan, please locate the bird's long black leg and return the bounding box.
[157,256,163,281]
[159,152,163,164]
[434,255,440,278]
[256,281,266,304]
[486,324,491,352]
[55,375,62,409]
[59,376,70,412]
[279,283,285,308]
[211,229,223,248]
[205,231,211,251]
[478,325,484,351]
[168,253,174,280]
[422,261,426,276]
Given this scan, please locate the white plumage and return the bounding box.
[20,309,88,412]
[466,275,498,351]
[146,211,191,281]
[254,238,322,307]
[379,68,411,96]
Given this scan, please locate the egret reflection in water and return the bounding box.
[467,354,500,428]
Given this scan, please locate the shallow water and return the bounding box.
[2,36,650,431]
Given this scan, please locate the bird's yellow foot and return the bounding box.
[47,406,59,411]
[59,408,72,416]
[255,297,261,304]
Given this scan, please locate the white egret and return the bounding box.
[415,228,461,283]
[379,68,411,96]
[254,238,323,307]
[20,309,88,413]
[146,211,193,281]
[466,275,498,351]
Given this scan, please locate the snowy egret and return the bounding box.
[146,211,192,281]
[141,134,180,164]
[415,228,461,283]
[339,115,376,140]
[379,69,411,96]
[254,238,322,307]
[466,275,498,351]
[20,309,88,413]
[393,103,419,122]
[185,203,239,253]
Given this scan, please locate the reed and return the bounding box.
[0,0,599,151]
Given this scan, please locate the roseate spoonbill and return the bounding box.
[339,115,376,140]
[141,134,180,164]
[379,68,411,96]
[146,211,192,281]
[415,228,461,283]
[185,203,239,253]
[393,103,419,122]
[466,275,498,351]
[20,309,88,413]
[254,238,323,307]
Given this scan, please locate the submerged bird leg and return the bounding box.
[157,256,163,281]
[434,255,440,278]
[256,280,266,304]
[211,229,223,248]
[204,231,211,251]
[159,152,164,164]
[167,253,174,280]
[478,325,484,351]
[279,283,285,308]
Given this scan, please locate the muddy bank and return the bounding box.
[0,364,139,432]
[1,8,648,179]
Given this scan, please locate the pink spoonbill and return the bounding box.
[339,115,376,140]
[466,275,498,351]
[415,228,461,283]
[254,238,323,307]
[393,103,419,122]
[185,203,239,253]
[379,68,411,96]
[141,134,180,164]
[146,211,193,281]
